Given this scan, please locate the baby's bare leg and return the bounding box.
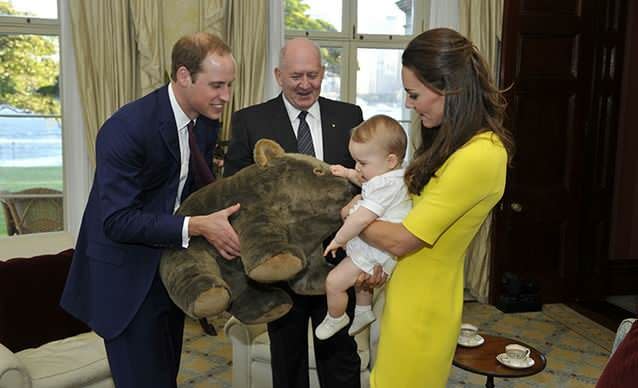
[325,257,362,317]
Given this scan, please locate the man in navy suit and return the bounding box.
[61,32,240,388]
[225,38,363,388]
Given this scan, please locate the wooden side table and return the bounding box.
[453,334,546,388]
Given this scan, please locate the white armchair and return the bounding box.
[224,289,385,388]
[0,332,113,388]
[0,250,113,388]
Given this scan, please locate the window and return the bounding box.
[0,0,62,237]
[284,0,425,133]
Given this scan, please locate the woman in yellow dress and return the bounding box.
[359,28,515,387]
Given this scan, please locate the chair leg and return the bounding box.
[199,317,217,336]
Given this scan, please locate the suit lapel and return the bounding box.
[319,97,340,162]
[157,85,180,163]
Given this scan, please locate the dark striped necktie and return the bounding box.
[296,111,315,156]
[187,120,215,190]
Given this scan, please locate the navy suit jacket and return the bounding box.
[61,85,218,340]
[224,94,363,176]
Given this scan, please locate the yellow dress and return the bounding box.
[370,132,508,388]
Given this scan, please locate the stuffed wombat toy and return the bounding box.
[160,139,354,324]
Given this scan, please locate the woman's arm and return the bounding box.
[355,222,426,290]
[360,220,428,257]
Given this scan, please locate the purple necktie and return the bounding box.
[187,120,215,190]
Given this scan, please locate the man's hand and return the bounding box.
[355,264,387,291]
[341,194,362,220]
[189,203,241,260]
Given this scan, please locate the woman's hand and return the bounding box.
[355,264,387,291]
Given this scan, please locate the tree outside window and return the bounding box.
[0,0,62,237]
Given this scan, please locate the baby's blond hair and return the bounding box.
[351,115,407,162]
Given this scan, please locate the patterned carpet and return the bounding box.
[178,313,233,388]
[448,303,614,387]
[177,303,617,388]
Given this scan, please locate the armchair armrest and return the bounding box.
[224,317,268,388]
[224,317,268,344]
[612,318,637,355]
[0,342,29,388]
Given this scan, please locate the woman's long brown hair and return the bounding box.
[403,28,514,195]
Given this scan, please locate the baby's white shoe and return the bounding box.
[315,313,350,340]
[348,310,376,336]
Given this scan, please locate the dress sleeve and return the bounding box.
[402,138,507,245]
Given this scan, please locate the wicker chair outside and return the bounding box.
[0,188,63,235]
[1,200,17,236]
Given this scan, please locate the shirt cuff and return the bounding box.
[182,216,191,248]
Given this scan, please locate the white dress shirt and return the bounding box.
[281,95,324,161]
[168,83,194,248]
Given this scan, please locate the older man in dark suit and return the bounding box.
[61,33,240,388]
[225,37,364,388]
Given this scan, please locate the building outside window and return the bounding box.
[0,0,63,237]
[284,0,426,134]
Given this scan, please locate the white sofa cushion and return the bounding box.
[16,332,112,388]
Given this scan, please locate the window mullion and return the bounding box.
[344,41,356,104]
[0,16,59,35]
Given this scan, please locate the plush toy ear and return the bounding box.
[254,139,285,167]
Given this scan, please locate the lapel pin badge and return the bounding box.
[331,123,336,128]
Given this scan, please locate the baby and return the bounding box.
[315,114,411,340]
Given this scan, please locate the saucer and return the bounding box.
[457,334,485,347]
[496,353,535,369]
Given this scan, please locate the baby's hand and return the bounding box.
[330,164,348,177]
[323,239,344,258]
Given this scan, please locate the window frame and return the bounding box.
[1,0,90,259]
[284,0,428,118]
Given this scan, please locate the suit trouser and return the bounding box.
[105,271,185,388]
[268,284,360,388]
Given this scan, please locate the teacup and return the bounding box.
[459,323,479,342]
[505,344,531,362]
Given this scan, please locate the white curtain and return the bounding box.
[458,0,504,303]
[429,0,460,30]
[222,0,269,140]
[130,0,165,95]
[265,0,284,100]
[459,0,504,77]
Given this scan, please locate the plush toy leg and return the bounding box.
[216,256,293,324]
[288,246,331,295]
[199,318,218,336]
[236,221,306,282]
[229,281,293,324]
[160,238,231,319]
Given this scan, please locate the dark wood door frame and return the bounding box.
[490,0,638,304]
[606,0,638,297]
